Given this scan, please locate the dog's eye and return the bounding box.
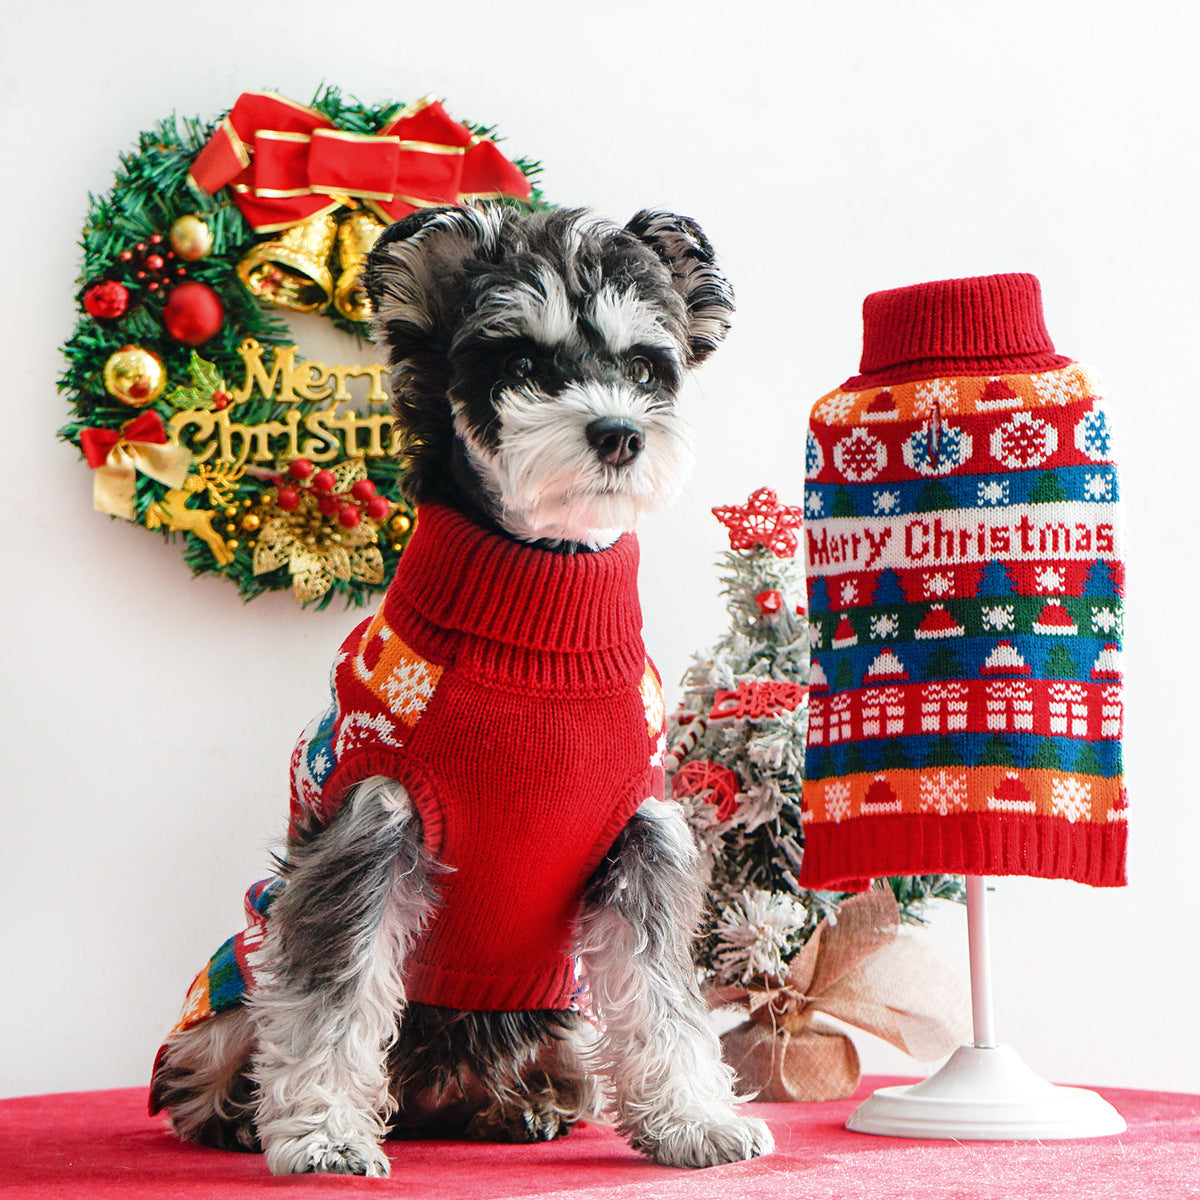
[628,357,654,386]
[507,354,535,380]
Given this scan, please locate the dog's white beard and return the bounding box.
[453,383,694,548]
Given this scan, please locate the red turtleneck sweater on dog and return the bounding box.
[164,505,667,1035]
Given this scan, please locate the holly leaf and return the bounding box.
[163,351,226,410]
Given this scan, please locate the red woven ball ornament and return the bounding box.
[162,281,224,345]
[672,760,742,822]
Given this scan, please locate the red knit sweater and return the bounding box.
[289,505,667,1011]
[800,274,1126,890]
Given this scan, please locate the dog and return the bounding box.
[150,204,773,1176]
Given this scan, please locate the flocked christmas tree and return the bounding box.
[667,488,964,992]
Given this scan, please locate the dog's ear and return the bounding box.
[366,205,504,348]
[625,210,734,364]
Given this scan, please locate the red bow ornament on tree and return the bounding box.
[79,411,193,520]
[188,92,532,233]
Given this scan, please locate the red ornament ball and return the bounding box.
[337,505,362,529]
[364,496,391,521]
[276,488,300,512]
[162,281,224,345]
[288,458,314,480]
[312,469,336,493]
[350,478,377,502]
[83,280,129,321]
[671,760,741,823]
[211,390,230,410]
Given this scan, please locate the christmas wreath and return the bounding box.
[59,88,541,606]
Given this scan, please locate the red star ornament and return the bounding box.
[712,487,804,557]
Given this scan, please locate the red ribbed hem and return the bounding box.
[389,505,644,653]
[405,956,577,1011]
[845,273,1070,389]
[797,813,1128,890]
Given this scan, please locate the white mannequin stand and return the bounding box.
[846,876,1127,1140]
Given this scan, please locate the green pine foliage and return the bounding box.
[668,525,963,988]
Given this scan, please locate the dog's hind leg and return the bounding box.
[250,777,438,1176]
[574,799,774,1168]
[150,1006,260,1150]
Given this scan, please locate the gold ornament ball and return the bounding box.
[103,345,166,406]
[169,214,214,261]
[241,513,261,532]
[391,513,412,534]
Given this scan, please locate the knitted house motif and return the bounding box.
[861,686,906,737]
[921,682,970,734]
[985,680,1035,733]
[1047,682,1090,738]
[800,273,1127,890]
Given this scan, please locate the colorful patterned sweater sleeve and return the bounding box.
[799,273,1127,890]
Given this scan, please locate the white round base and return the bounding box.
[846,1044,1127,1141]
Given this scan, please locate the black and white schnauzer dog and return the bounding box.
[150,204,773,1176]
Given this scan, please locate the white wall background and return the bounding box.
[3,0,1197,1100]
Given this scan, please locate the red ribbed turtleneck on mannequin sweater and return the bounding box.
[799,274,1127,891]
[286,504,667,1010]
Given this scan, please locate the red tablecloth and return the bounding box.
[1,1077,1196,1199]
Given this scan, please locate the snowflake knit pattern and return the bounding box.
[799,273,1126,890]
[166,504,667,1033]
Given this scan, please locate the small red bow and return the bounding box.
[80,410,170,467]
[189,92,531,232]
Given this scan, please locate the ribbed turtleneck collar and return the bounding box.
[384,504,644,653]
[844,273,1071,388]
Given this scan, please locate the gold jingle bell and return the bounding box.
[237,212,338,313]
[334,211,386,322]
[103,345,167,406]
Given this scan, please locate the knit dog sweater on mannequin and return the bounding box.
[164,504,667,1036]
[799,274,1126,891]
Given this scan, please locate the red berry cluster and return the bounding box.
[119,233,188,294]
[274,459,391,528]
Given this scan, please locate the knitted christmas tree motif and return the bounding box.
[800,280,1127,892]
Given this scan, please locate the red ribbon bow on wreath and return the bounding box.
[79,411,192,520]
[189,92,532,233]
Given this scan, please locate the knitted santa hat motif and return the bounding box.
[799,274,1127,889]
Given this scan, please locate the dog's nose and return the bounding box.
[586,418,644,467]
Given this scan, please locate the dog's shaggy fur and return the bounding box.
[151,205,773,1176]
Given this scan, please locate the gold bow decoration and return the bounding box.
[708,889,971,1101]
[79,411,193,521]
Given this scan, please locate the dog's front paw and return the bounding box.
[633,1108,774,1169]
[265,1134,391,1177]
